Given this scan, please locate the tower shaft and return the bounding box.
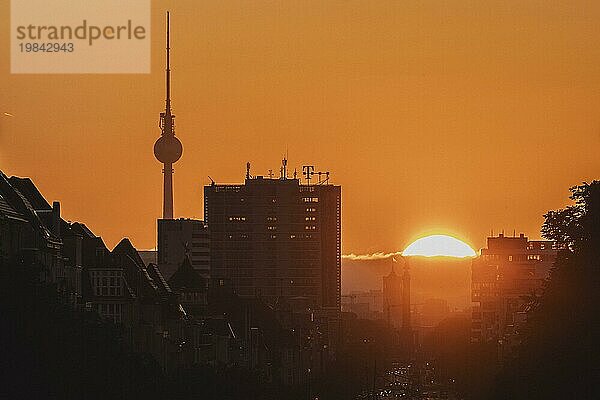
[163,162,173,219]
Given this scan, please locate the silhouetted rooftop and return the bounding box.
[168,256,207,292]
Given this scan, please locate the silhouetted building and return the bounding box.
[0,173,64,286]
[138,249,157,266]
[342,290,384,320]
[168,255,208,315]
[157,218,209,279]
[419,298,450,328]
[471,233,561,361]
[204,162,341,311]
[383,259,403,327]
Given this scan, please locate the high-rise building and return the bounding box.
[157,218,210,279]
[471,233,562,359]
[204,162,341,310]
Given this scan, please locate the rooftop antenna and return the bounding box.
[302,165,315,185]
[246,162,251,180]
[268,169,274,179]
[293,168,297,179]
[281,156,287,179]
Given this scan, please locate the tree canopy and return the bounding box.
[498,181,600,400]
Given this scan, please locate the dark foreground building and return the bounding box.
[471,233,561,361]
[204,164,341,311]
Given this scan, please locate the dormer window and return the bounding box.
[90,270,123,296]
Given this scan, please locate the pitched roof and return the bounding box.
[0,172,55,241]
[69,222,97,239]
[168,256,207,291]
[146,263,172,295]
[112,238,145,267]
[0,192,27,222]
[8,176,51,210]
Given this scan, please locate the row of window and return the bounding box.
[224,233,318,240]
[482,254,545,262]
[90,270,123,297]
[97,303,122,323]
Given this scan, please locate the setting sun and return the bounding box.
[403,234,476,258]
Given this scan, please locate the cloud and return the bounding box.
[342,251,403,261]
[3,112,14,117]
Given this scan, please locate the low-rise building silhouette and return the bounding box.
[471,233,562,361]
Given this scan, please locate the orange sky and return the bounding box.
[1,0,599,252]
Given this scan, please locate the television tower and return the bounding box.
[154,11,182,219]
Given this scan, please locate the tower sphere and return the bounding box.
[154,135,183,163]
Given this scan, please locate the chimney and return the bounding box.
[52,201,61,237]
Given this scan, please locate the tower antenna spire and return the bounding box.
[166,11,171,114]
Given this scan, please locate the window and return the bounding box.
[302,197,319,203]
[90,270,122,296]
[98,303,122,323]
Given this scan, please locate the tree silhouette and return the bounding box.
[496,181,600,399]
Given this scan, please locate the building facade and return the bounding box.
[204,172,341,311]
[471,233,562,360]
[383,262,403,328]
[157,218,210,279]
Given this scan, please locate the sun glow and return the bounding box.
[403,234,476,258]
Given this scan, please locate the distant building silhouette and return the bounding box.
[383,259,403,327]
[342,290,384,319]
[157,218,209,279]
[471,233,562,361]
[204,161,341,311]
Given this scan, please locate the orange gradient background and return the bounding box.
[1,0,599,253]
